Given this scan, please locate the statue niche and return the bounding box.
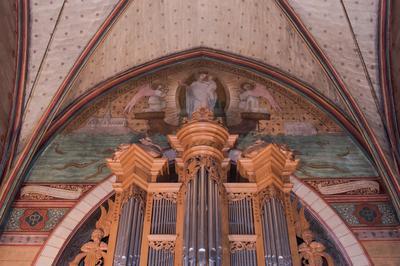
[177,72,228,119]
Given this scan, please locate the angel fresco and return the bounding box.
[238,82,281,113]
[124,83,167,113]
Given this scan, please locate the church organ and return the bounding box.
[87,108,331,266]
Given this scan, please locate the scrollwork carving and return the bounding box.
[148,240,176,253]
[190,107,215,122]
[153,192,177,203]
[69,199,115,266]
[183,155,224,185]
[258,185,284,203]
[230,241,256,253]
[121,185,146,207]
[291,198,334,266]
[227,192,253,202]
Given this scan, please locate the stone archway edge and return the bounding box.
[33,175,371,265]
[33,175,116,266]
[290,175,371,266]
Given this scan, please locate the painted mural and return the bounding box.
[25,60,377,184]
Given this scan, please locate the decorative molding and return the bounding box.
[0,233,48,245]
[237,143,298,190]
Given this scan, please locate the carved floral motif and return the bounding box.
[230,241,256,253]
[148,240,175,253]
[183,155,224,185]
[153,192,178,203]
[258,185,284,203]
[69,199,115,266]
[227,192,253,202]
[291,198,334,266]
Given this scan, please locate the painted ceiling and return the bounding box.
[0,0,399,221]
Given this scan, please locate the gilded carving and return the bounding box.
[230,241,257,253]
[153,192,178,203]
[183,155,224,185]
[227,192,253,202]
[69,199,115,266]
[258,185,284,203]
[148,240,176,253]
[291,198,334,266]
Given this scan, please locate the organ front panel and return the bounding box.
[105,109,301,266]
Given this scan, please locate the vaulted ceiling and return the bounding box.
[0,0,399,222]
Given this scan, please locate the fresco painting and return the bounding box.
[25,61,377,184]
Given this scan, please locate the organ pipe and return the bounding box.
[104,109,303,266]
[113,188,146,266]
[183,161,223,266]
[260,188,292,266]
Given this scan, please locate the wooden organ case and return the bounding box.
[99,108,325,266]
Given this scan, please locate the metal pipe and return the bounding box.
[149,248,153,266]
[127,199,139,265]
[198,166,206,265]
[263,202,272,265]
[245,199,249,234]
[208,176,215,264]
[215,182,222,265]
[184,181,192,264]
[190,175,198,265]
[267,200,277,264]
[249,199,254,235]
[271,198,283,262]
[114,201,128,264]
[153,197,158,234]
[234,199,238,234]
[123,198,134,264]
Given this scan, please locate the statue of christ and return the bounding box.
[184,72,217,117]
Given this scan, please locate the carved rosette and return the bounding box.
[148,240,176,253]
[230,241,257,253]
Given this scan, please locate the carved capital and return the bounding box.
[107,144,168,191]
[238,143,299,192]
